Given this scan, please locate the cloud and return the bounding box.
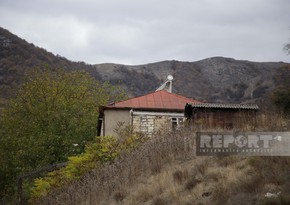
[0,0,290,64]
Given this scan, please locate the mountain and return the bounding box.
[94,58,287,104]
[0,27,289,107]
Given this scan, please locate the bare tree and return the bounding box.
[284,43,290,55]
[284,34,290,55]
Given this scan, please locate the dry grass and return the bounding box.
[34,115,290,205]
[34,128,195,205]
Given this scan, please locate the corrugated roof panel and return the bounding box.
[191,103,259,110]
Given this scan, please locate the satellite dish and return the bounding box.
[155,74,173,93]
[167,75,173,81]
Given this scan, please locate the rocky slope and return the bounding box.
[94,58,286,103]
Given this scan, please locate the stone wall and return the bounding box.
[132,114,175,136]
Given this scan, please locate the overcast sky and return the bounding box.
[0,0,290,65]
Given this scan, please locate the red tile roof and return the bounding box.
[107,90,201,110]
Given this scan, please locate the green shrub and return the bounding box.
[30,132,145,201]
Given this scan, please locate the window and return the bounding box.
[171,117,184,130]
[172,118,177,130]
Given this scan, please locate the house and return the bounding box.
[97,75,260,137]
[97,90,201,137]
[184,103,259,130]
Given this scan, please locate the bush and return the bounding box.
[30,132,146,201]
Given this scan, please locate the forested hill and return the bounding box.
[0,27,100,106]
[1,27,289,107]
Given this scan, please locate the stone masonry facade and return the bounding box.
[132,115,175,136]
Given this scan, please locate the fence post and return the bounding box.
[17,177,23,205]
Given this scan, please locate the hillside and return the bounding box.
[0,27,100,106]
[35,127,290,205]
[94,59,287,103]
[1,27,289,107]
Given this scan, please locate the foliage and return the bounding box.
[271,88,290,115]
[271,65,290,115]
[0,68,126,200]
[284,40,290,55]
[0,28,101,107]
[271,37,290,115]
[30,131,146,201]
